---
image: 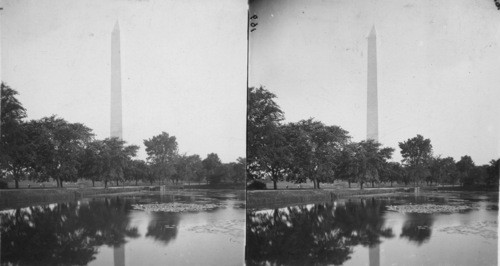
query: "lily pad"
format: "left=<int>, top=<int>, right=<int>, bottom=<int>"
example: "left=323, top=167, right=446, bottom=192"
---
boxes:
left=386, top=204, right=475, bottom=214
left=439, top=221, right=497, bottom=239
left=132, top=202, right=220, bottom=213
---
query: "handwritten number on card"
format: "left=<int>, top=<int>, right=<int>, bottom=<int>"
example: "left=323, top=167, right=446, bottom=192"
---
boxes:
left=249, top=15, right=258, bottom=32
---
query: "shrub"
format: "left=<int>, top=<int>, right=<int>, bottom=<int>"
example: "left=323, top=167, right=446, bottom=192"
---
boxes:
left=0, top=180, right=8, bottom=189
left=247, top=180, right=267, bottom=190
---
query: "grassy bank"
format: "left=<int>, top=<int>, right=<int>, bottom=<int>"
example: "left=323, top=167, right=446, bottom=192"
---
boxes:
left=247, top=187, right=411, bottom=209
left=0, top=186, right=149, bottom=210
left=0, top=183, right=246, bottom=210
left=184, top=183, right=245, bottom=190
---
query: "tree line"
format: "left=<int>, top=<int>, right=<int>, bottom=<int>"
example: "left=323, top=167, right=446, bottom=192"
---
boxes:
left=0, top=83, right=245, bottom=189
left=247, top=86, right=499, bottom=189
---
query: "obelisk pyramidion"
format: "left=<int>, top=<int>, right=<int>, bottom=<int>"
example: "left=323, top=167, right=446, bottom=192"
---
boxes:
left=111, top=21, right=122, bottom=140
left=367, top=25, right=378, bottom=142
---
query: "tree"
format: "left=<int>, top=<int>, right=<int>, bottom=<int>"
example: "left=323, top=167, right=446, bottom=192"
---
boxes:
left=202, top=153, right=227, bottom=185
left=380, top=161, right=404, bottom=187
left=399, top=135, right=432, bottom=186
left=144, top=132, right=178, bottom=185
left=336, top=143, right=356, bottom=188
left=247, top=86, right=284, bottom=181
left=78, top=140, right=106, bottom=187
left=286, top=119, right=349, bottom=189
left=485, top=159, right=499, bottom=186
left=456, top=155, right=475, bottom=187
left=0, top=83, right=29, bottom=188
left=230, top=157, right=246, bottom=183
left=28, top=116, right=93, bottom=188
left=101, top=137, right=138, bottom=187
left=337, top=140, right=393, bottom=190
left=0, top=83, right=26, bottom=139
left=429, top=156, right=457, bottom=186
left=361, top=140, right=394, bottom=188
left=258, top=124, right=292, bottom=189
left=172, top=154, right=202, bottom=185
left=124, top=159, right=149, bottom=186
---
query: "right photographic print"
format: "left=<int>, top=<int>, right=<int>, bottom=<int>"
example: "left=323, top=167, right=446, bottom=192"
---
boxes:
left=246, top=0, right=499, bottom=265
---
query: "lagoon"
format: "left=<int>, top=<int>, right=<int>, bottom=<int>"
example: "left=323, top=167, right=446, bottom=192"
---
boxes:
left=0, top=190, right=245, bottom=266
left=246, top=191, right=498, bottom=266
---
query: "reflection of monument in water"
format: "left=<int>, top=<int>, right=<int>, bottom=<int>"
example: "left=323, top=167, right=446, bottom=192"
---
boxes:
left=113, top=244, right=125, bottom=266
left=111, top=21, right=125, bottom=266
left=367, top=25, right=380, bottom=266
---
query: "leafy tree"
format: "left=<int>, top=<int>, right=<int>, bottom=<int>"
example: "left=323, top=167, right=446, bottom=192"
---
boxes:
left=28, top=116, right=93, bottom=187
left=335, top=140, right=393, bottom=189
left=101, top=137, right=138, bottom=187
left=1, top=123, right=35, bottom=188
left=202, top=153, right=222, bottom=184
left=0, top=83, right=29, bottom=187
left=429, top=156, right=457, bottom=186
left=247, top=86, right=284, bottom=181
left=78, top=140, right=106, bottom=187
left=380, top=161, right=404, bottom=187
left=124, top=159, right=149, bottom=186
left=429, top=156, right=444, bottom=186
left=230, top=157, right=246, bottom=183
left=361, top=140, right=394, bottom=188
left=469, top=165, right=488, bottom=186
left=172, top=154, right=202, bottom=184
left=399, top=135, right=432, bottom=186
left=0, top=83, right=26, bottom=139
left=336, top=142, right=359, bottom=188
left=187, top=155, right=204, bottom=184
left=144, top=132, right=178, bottom=184
left=286, top=119, right=349, bottom=189
left=485, top=159, right=499, bottom=186
left=456, top=155, right=475, bottom=187
left=258, top=124, right=292, bottom=189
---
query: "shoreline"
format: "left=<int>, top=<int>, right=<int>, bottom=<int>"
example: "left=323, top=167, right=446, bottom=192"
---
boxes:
left=247, top=187, right=414, bottom=210
left=247, top=187, right=499, bottom=210
left=0, top=186, right=243, bottom=210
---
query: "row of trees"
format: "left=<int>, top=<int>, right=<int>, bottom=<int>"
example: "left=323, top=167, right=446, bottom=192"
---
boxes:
left=247, top=86, right=499, bottom=189
left=0, top=83, right=245, bottom=188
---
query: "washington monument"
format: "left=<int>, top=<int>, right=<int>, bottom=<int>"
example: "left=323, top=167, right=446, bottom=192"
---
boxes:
left=367, top=25, right=380, bottom=266
left=367, top=25, right=378, bottom=141
left=111, top=21, right=122, bottom=140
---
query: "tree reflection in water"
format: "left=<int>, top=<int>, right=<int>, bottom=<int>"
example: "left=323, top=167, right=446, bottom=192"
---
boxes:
left=400, top=213, right=434, bottom=245
left=246, top=198, right=394, bottom=265
left=0, top=197, right=139, bottom=266
left=146, top=212, right=181, bottom=245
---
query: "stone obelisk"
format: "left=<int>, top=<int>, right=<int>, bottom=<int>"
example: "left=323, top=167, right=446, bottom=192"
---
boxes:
left=111, top=21, right=125, bottom=265
left=367, top=25, right=378, bottom=141
left=111, top=21, right=123, bottom=140
left=367, top=26, right=381, bottom=266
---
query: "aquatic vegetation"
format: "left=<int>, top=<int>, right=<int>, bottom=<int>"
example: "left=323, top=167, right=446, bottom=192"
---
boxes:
left=132, top=202, right=220, bottom=213
left=439, top=221, right=497, bottom=239
left=188, top=219, right=245, bottom=243
left=386, top=204, right=475, bottom=214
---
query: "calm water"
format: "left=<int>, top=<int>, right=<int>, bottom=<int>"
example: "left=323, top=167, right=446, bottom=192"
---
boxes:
left=0, top=190, right=245, bottom=266
left=246, top=191, right=498, bottom=266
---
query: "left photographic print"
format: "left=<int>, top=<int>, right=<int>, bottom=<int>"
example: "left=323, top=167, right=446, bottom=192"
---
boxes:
left=0, top=0, right=247, bottom=265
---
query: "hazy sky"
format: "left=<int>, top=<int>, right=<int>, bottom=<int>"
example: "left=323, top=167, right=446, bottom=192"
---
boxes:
left=249, top=0, right=500, bottom=165
left=1, top=0, right=247, bottom=162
